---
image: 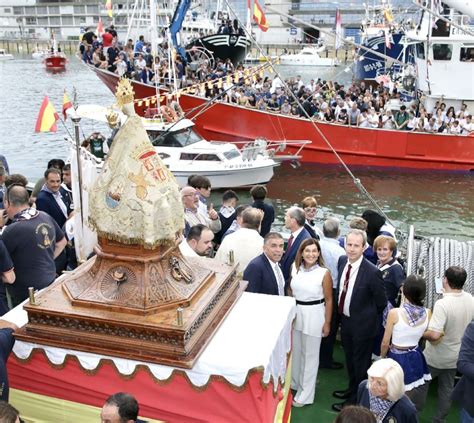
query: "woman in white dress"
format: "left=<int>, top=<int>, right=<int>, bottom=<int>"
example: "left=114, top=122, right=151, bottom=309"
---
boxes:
left=290, top=238, right=333, bottom=407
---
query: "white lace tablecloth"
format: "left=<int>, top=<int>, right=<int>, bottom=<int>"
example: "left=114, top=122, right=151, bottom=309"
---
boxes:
left=5, top=292, right=296, bottom=390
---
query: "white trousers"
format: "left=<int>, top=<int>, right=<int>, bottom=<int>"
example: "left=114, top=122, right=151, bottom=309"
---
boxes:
left=291, top=329, right=322, bottom=405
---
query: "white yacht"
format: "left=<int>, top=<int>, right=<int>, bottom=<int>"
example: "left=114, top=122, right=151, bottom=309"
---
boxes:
left=279, top=46, right=337, bottom=67
left=0, top=49, right=13, bottom=60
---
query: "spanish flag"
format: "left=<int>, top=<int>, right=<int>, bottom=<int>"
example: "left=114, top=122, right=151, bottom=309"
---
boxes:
left=35, top=96, right=59, bottom=133
left=248, top=0, right=269, bottom=32
left=62, top=90, right=73, bottom=120
left=105, top=0, right=113, bottom=18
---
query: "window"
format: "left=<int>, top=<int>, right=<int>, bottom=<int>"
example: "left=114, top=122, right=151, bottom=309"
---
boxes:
left=25, top=17, right=37, bottom=25
left=433, top=44, right=452, bottom=61
left=13, top=7, right=23, bottom=15
left=75, top=17, right=86, bottom=25
left=180, top=153, right=221, bottom=161
left=415, top=43, right=425, bottom=59
left=74, top=5, right=86, bottom=14
left=4, top=8, right=11, bottom=13
left=36, top=6, right=47, bottom=14
left=87, top=5, right=99, bottom=14
left=48, top=6, right=60, bottom=14
left=38, top=17, right=48, bottom=26
left=151, top=128, right=203, bottom=147
left=460, top=47, right=474, bottom=62
left=223, top=149, right=240, bottom=160
left=50, top=17, right=61, bottom=25
left=62, top=16, right=73, bottom=26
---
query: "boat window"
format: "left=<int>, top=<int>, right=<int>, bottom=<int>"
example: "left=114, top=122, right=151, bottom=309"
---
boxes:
left=223, top=149, right=241, bottom=160
left=460, top=47, right=474, bottom=62
left=149, top=128, right=203, bottom=147
left=180, top=153, right=221, bottom=161
left=432, top=44, right=452, bottom=61
left=415, top=43, right=425, bottom=59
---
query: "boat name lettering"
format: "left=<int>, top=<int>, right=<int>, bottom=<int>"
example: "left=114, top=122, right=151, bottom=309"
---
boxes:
left=363, top=62, right=383, bottom=72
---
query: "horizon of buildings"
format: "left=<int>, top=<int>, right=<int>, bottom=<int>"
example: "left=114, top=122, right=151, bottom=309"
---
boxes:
left=0, top=0, right=416, bottom=44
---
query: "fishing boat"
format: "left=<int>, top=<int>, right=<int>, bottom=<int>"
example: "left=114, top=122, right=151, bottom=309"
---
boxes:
left=68, top=104, right=308, bottom=189
left=354, top=1, right=415, bottom=82
left=89, top=65, right=474, bottom=172
left=0, top=49, right=13, bottom=60
left=279, top=46, right=337, bottom=67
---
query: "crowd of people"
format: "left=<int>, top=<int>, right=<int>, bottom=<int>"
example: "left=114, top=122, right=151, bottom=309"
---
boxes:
left=1, top=152, right=474, bottom=422
left=79, top=29, right=474, bottom=137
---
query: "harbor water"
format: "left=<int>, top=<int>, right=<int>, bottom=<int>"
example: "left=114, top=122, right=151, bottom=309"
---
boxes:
left=0, top=56, right=473, bottom=241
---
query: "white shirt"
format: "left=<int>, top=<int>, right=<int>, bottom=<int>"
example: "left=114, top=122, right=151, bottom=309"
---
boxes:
left=424, top=291, right=474, bottom=369
left=338, top=255, right=363, bottom=317
left=264, top=253, right=285, bottom=296
left=215, top=228, right=263, bottom=273
left=179, top=240, right=199, bottom=258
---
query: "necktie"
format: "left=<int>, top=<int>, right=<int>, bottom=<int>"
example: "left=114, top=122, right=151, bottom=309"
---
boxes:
left=274, top=263, right=285, bottom=296
left=287, top=234, right=294, bottom=252
left=338, top=264, right=352, bottom=315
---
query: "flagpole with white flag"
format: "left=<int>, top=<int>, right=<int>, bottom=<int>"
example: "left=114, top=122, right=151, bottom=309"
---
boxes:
left=335, top=8, right=343, bottom=51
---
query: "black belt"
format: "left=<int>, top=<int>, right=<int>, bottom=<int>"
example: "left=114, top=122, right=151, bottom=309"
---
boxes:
left=296, top=299, right=325, bottom=306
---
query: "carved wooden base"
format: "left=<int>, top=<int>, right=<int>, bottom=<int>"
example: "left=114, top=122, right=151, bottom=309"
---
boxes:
left=15, top=239, right=245, bottom=368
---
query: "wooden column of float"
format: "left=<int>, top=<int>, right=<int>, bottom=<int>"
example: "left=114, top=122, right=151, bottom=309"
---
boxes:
left=15, top=237, right=245, bottom=368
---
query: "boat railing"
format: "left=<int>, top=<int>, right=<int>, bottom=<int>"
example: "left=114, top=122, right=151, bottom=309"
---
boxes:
left=215, top=139, right=310, bottom=162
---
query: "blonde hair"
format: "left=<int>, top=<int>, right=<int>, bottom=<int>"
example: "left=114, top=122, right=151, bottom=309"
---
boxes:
left=301, top=196, right=318, bottom=209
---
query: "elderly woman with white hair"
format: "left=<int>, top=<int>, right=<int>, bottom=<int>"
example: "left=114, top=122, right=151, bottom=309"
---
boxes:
left=357, top=358, right=418, bottom=423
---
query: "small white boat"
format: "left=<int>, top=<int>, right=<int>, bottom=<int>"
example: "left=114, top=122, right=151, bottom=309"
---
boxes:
left=0, top=49, right=13, bottom=60
left=67, top=105, right=309, bottom=189
left=32, top=49, right=49, bottom=59
left=279, top=46, right=337, bottom=67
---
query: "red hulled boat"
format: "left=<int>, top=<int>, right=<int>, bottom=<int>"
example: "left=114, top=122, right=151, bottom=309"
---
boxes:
left=44, top=53, right=67, bottom=72
left=90, top=66, right=474, bottom=172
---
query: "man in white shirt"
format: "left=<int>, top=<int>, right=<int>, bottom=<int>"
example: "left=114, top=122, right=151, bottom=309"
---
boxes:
left=332, top=229, right=386, bottom=410
left=319, top=218, right=346, bottom=370
left=179, top=224, right=214, bottom=258
left=461, top=114, right=473, bottom=134
left=419, top=266, right=474, bottom=422
left=215, top=208, right=263, bottom=272
left=181, top=186, right=221, bottom=234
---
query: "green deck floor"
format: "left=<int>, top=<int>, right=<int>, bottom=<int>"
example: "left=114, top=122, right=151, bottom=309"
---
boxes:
left=290, top=344, right=459, bottom=422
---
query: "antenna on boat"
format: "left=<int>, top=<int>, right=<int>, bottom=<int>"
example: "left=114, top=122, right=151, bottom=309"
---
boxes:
left=223, top=0, right=396, bottom=228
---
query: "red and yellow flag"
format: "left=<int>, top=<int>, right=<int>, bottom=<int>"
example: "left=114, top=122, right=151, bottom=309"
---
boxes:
left=105, top=0, right=113, bottom=18
left=62, top=90, right=73, bottom=119
left=248, top=0, right=269, bottom=32
left=35, top=96, right=59, bottom=133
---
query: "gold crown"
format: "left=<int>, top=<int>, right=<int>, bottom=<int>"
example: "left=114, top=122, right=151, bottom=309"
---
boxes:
left=106, top=108, right=120, bottom=128
left=115, top=78, right=135, bottom=106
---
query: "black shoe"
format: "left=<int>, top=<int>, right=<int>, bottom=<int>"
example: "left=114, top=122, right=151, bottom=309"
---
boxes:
left=332, top=389, right=351, bottom=399
left=321, top=361, right=344, bottom=370
left=331, top=401, right=348, bottom=412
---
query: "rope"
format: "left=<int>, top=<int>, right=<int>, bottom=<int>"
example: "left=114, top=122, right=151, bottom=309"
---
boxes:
left=408, top=232, right=474, bottom=308
left=223, top=0, right=396, bottom=228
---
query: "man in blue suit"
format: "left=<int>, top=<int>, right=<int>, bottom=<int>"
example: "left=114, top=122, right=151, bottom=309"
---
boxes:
left=244, top=232, right=285, bottom=295
left=35, top=168, right=72, bottom=229
left=332, top=229, right=386, bottom=410
left=279, top=207, right=312, bottom=289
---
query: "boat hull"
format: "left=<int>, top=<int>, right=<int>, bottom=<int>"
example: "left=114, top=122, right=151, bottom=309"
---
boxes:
left=170, top=163, right=276, bottom=188
left=186, top=34, right=251, bottom=66
left=89, top=66, right=474, bottom=172
left=279, top=57, right=335, bottom=67
left=44, top=56, right=67, bottom=71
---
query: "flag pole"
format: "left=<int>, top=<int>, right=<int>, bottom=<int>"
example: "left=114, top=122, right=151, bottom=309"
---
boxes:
left=71, top=88, right=85, bottom=232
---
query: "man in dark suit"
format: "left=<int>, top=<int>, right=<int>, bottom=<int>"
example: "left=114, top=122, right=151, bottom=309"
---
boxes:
left=451, top=320, right=474, bottom=421
left=35, top=168, right=72, bottom=229
left=244, top=232, right=285, bottom=295
left=332, top=229, right=386, bottom=410
left=250, top=185, right=274, bottom=237
left=279, top=207, right=312, bottom=287
left=35, top=168, right=72, bottom=274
